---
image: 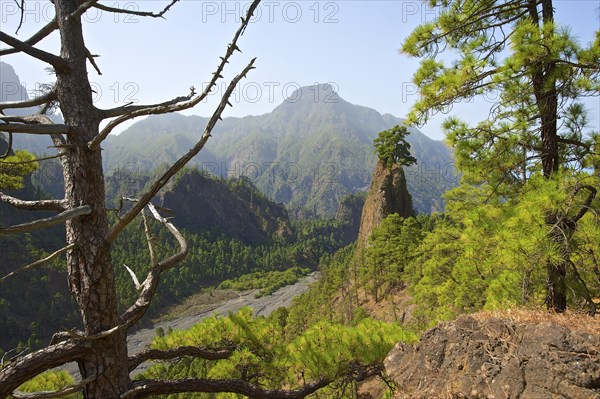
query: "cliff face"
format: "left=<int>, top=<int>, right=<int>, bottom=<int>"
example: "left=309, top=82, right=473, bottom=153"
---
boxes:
left=336, top=193, right=366, bottom=245
left=356, top=161, right=413, bottom=249
left=385, top=315, right=600, bottom=399
left=158, top=170, right=292, bottom=244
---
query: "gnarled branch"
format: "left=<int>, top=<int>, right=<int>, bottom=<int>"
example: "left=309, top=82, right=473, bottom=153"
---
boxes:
left=128, top=346, right=235, bottom=372
left=0, top=339, right=90, bottom=398
left=0, top=89, right=57, bottom=111
left=0, top=191, right=66, bottom=211
left=0, top=114, right=56, bottom=125
left=0, top=205, right=91, bottom=235
left=121, top=202, right=188, bottom=325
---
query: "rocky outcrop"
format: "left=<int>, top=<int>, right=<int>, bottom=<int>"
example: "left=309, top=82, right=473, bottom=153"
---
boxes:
left=384, top=315, right=600, bottom=399
left=356, top=161, right=413, bottom=249
left=159, top=170, right=292, bottom=244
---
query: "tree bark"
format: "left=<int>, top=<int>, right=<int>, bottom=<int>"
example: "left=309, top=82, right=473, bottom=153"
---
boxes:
left=528, top=0, right=568, bottom=312
left=54, top=1, right=130, bottom=396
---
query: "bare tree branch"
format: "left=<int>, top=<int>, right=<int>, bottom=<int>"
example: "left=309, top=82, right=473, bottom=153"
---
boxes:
left=120, top=202, right=188, bottom=325
left=11, top=374, right=96, bottom=399
left=0, top=89, right=56, bottom=111
left=1, top=244, right=75, bottom=282
left=0, top=205, right=91, bottom=235
left=1, top=114, right=56, bottom=125
left=0, top=190, right=66, bottom=211
left=106, top=55, right=256, bottom=244
left=85, top=47, right=102, bottom=75
left=14, top=0, right=26, bottom=35
left=93, top=0, right=179, bottom=18
left=0, top=339, right=90, bottom=398
left=141, top=210, right=158, bottom=267
left=100, top=88, right=196, bottom=119
left=0, top=122, right=69, bottom=135
left=128, top=346, right=235, bottom=372
left=90, top=0, right=260, bottom=150
left=0, top=32, right=69, bottom=71
left=0, top=18, right=58, bottom=57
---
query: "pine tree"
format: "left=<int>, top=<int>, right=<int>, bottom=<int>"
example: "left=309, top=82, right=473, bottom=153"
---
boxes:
left=402, top=0, right=599, bottom=312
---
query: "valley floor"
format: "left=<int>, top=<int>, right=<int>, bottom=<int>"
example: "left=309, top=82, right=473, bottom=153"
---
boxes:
left=62, top=273, right=320, bottom=377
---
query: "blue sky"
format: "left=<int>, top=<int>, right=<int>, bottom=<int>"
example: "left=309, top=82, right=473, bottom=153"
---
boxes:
left=1, top=0, right=599, bottom=140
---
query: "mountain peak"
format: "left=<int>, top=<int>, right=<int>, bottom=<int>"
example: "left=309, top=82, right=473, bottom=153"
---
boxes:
left=284, top=83, right=341, bottom=105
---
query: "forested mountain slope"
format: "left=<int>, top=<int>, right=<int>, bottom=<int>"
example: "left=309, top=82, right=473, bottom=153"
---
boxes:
left=2, top=67, right=453, bottom=217
left=103, top=84, right=454, bottom=216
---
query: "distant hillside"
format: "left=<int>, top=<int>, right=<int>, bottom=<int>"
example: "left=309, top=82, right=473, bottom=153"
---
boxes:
left=4, top=62, right=456, bottom=216
left=103, top=85, right=455, bottom=216
left=155, top=169, right=293, bottom=244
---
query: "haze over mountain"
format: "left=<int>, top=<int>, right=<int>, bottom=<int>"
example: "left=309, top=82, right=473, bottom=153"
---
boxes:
left=2, top=63, right=456, bottom=216
left=0, top=62, right=61, bottom=154
left=104, top=84, right=456, bottom=216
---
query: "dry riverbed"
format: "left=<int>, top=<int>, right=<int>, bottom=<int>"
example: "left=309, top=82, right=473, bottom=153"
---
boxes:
left=63, top=272, right=319, bottom=376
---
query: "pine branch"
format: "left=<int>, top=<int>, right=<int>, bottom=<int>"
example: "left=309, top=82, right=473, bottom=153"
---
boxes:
left=128, top=346, right=235, bottom=372
left=571, top=184, right=597, bottom=223
left=123, top=363, right=381, bottom=399
left=0, top=151, right=67, bottom=165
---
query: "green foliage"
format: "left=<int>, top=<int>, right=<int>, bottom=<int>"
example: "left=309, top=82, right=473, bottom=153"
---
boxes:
left=402, top=0, right=599, bottom=312
left=358, top=214, right=424, bottom=302
left=95, top=97, right=454, bottom=215
left=286, top=245, right=356, bottom=335
left=11, top=371, right=81, bottom=399
left=406, top=173, right=600, bottom=326
left=110, top=214, right=348, bottom=319
left=401, top=0, right=599, bottom=194
left=219, top=267, right=311, bottom=298
left=140, top=308, right=416, bottom=398
left=0, top=150, right=38, bottom=189
left=373, top=125, right=417, bottom=170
